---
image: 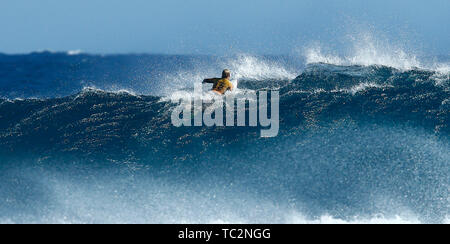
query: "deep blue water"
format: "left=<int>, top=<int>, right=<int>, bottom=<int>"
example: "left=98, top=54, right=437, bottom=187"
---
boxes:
left=0, top=52, right=448, bottom=223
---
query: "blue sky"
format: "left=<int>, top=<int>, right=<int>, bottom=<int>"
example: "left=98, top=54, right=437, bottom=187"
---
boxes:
left=0, top=0, right=448, bottom=55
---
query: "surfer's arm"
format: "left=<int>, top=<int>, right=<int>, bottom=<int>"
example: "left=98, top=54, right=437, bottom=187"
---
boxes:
left=203, top=78, right=219, bottom=84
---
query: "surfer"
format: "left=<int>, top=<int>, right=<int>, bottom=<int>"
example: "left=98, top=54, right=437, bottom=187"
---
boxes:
left=202, top=69, right=234, bottom=95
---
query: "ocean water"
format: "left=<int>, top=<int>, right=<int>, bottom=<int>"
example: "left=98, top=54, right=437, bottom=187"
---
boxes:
left=0, top=44, right=449, bottom=223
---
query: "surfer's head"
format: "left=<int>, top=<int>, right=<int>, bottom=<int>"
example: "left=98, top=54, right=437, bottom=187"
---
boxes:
left=222, top=69, right=231, bottom=79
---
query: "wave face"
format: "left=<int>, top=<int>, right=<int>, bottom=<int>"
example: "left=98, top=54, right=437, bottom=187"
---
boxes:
left=0, top=52, right=449, bottom=223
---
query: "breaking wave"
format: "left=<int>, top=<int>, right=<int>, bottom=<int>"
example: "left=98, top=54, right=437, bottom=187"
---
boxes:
left=0, top=51, right=448, bottom=223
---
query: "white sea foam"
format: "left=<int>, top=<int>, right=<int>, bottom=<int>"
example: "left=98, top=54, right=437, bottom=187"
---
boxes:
left=67, top=50, right=83, bottom=56
left=0, top=215, right=423, bottom=224
left=431, top=63, right=450, bottom=86
left=286, top=212, right=421, bottom=224
left=0, top=177, right=427, bottom=224
left=332, top=83, right=393, bottom=95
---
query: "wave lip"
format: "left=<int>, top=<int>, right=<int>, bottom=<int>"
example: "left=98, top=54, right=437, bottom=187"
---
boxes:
left=305, top=45, right=423, bottom=71
left=304, top=33, right=449, bottom=74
